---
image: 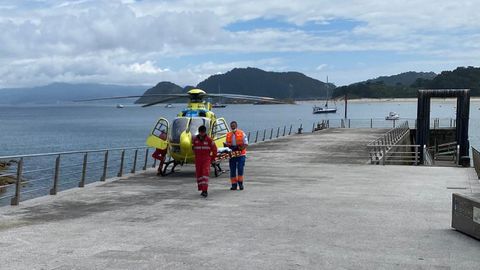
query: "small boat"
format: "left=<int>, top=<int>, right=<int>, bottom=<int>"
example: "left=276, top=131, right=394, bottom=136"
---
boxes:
left=116, top=104, right=124, bottom=108
left=313, top=104, right=337, bottom=114
left=165, top=104, right=173, bottom=108
left=385, top=112, right=400, bottom=120
left=212, top=103, right=227, bottom=108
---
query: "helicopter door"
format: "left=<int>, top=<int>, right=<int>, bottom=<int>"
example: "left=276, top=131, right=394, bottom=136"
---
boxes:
left=146, top=118, right=169, bottom=150
left=212, top=118, right=229, bottom=146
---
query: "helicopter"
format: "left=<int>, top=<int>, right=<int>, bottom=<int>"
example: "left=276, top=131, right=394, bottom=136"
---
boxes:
left=78, top=88, right=285, bottom=176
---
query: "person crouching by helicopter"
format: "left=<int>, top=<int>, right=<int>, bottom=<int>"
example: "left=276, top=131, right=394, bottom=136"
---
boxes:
left=225, top=121, right=248, bottom=190
left=193, top=125, right=217, bottom=198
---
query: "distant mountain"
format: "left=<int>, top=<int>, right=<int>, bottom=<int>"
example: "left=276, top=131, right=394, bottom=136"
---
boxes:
left=412, top=66, right=480, bottom=95
left=0, top=83, right=148, bottom=104
left=367, top=71, right=437, bottom=86
left=135, top=82, right=184, bottom=104
left=197, top=67, right=334, bottom=100
left=332, top=68, right=480, bottom=99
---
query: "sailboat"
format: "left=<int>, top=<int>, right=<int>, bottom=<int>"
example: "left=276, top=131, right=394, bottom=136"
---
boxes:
left=212, top=84, right=227, bottom=108
left=313, top=77, right=337, bottom=114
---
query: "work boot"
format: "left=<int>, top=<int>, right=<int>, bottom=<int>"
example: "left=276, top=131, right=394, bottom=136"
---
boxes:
left=201, top=191, right=208, bottom=198
left=238, top=182, right=244, bottom=190
left=230, top=183, right=237, bottom=190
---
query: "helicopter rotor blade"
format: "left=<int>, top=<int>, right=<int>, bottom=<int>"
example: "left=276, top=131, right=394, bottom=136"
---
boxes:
left=206, top=93, right=287, bottom=104
left=141, top=96, right=189, bottom=107
left=74, top=94, right=188, bottom=102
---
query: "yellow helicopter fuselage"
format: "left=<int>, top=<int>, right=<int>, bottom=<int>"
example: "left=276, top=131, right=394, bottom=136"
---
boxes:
left=146, top=89, right=230, bottom=164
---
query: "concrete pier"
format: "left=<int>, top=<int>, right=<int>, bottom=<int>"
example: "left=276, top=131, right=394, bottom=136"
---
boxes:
left=1, top=128, right=480, bottom=269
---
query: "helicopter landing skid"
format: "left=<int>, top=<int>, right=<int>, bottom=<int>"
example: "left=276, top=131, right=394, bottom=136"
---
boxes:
left=159, top=160, right=183, bottom=176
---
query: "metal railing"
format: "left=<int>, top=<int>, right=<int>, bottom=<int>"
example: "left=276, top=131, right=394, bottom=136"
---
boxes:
left=367, top=121, right=421, bottom=165
left=428, top=141, right=459, bottom=162
left=0, top=146, right=153, bottom=206
left=305, top=117, right=456, bottom=129
left=472, top=147, right=480, bottom=179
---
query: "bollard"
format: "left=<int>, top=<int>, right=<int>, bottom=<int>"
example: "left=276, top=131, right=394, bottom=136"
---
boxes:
left=247, top=132, right=251, bottom=142
left=255, top=130, right=259, bottom=143
left=50, top=155, right=61, bottom=195
left=152, top=158, right=157, bottom=168
left=289, top=125, right=292, bottom=135
left=297, top=124, right=303, bottom=134
left=370, top=118, right=373, bottom=128
left=263, top=129, right=266, bottom=141
left=79, top=153, right=88, bottom=187
left=269, top=128, right=273, bottom=140
left=10, top=157, right=23, bottom=206
left=283, top=126, right=286, bottom=136
left=312, top=122, right=315, bottom=132
left=348, top=119, right=351, bottom=128
left=276, top=127, right=280, bottom=138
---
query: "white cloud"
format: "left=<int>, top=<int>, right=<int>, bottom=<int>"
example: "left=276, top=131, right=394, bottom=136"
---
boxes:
left=1, top=0, right=480, bottom=87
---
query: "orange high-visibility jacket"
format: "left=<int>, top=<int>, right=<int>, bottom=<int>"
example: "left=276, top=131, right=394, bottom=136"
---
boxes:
left=226, top=129, right=247, bottom=156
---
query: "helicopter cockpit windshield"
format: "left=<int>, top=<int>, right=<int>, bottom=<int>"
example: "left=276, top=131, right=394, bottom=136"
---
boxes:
left=171, top=118, right=189, bottom=144
left=189, top=117, right=211, bottom=137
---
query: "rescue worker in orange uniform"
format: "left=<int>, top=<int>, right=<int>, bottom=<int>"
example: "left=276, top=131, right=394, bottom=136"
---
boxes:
left=225, top=121, right=248, bottom=190
left=192, top=125, right=217, bottom=197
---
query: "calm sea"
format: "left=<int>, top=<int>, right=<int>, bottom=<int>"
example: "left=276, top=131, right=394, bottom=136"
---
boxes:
left=1, top=100, right=479, bottom=156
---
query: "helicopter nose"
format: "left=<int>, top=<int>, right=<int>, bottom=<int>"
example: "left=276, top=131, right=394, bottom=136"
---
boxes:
left=179, top=131, right=193, bottom=156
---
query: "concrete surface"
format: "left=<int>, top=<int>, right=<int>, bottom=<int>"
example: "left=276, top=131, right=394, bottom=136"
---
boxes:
left=1, top=128, right=480, bottom=269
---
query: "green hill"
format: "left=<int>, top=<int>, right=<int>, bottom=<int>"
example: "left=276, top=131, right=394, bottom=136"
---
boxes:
left=196, top=67, right=333, bottom=100
left=367, top=71, right=437, bottom=86
left=334, top=67, right=480, bottom=99
left=134, top=81, right=185, bottom=104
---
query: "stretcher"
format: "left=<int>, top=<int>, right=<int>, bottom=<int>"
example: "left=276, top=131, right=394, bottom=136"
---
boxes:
left=211, top=147, right=243, bottom=177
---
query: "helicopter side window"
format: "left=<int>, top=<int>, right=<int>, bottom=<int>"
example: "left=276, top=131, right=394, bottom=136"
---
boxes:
left=189, top=118, right=211, bottom=137
left=152, top=121, right=168, bottom=140
left=212, top=119, right=228, bottom=138
left=170, top=118, right=189, bottom=144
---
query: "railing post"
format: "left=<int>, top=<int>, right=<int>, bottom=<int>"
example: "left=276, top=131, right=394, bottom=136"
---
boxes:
left=247, top=132, right=251, bottom=142
left=283, top=126, right=286, bottom=136
left=348, top=119, right=351, bottom=128
left=414, top=146, right=419, bottom=165
left=50, top=155, right=61, bottom=195
left=456, top=145, right=460, bottom=165
left=370, top=118, right=373, bottom=128
left=341, top=119, right=344, bottom=128
left=263, top=129, right=266, bottom=141
left=131, top=149, right=138, bottom=173
left=101, top=151, right=109, bottom=181
left=312, top=122, right=315, bottom=132
left=289, top=125, right=292, bottom=135
left=382, top=147, right=386, bottom=165
left=152, top=158, right=157, bottom=168
left=143, top=148, right=149, bottom=170
left=10, top=157, right=23, bottom=206
left=255, top=130, right=259, bottom=143
left=269, top=128, right=273, bottom=140
left=393, top=119, right=396, bottom=128
left=276, top=127, right=280, bottom=137
left=79, top=153, right=88, bottom=187
left=118, top=150, right=125, bottom=177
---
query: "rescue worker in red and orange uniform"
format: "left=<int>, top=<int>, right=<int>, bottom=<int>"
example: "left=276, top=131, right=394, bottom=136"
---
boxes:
left=192, top=125, right=217, bottom=197
left=225, top=121, right=248, bottom=190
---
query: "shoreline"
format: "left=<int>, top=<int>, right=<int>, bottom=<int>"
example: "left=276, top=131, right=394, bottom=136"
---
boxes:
left=299, top=97, right=480, bottom=104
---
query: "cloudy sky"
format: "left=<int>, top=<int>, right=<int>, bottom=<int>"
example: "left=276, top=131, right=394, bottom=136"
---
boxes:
left=0, top=0, right=479, bottom=88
